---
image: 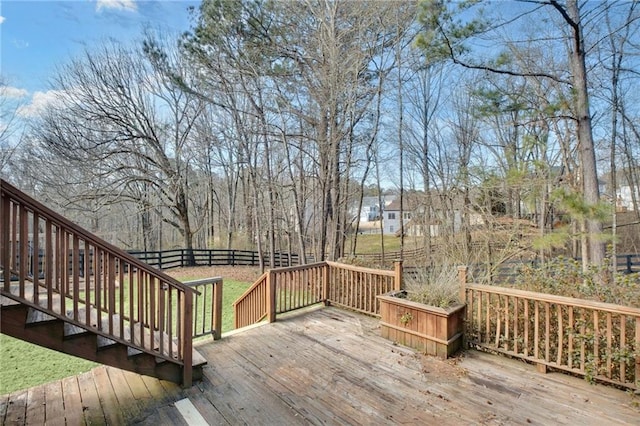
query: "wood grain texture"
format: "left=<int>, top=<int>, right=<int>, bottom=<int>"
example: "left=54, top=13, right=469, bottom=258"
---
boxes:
left=2, top=307, right=638, bottom=425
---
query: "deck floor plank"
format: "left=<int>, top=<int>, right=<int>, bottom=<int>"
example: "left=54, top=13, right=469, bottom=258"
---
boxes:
left=4, top=389, right=27, bottom=425
left=105, top=367, right=142, bottom=422
left=92, top=366, right=124, bottom=426
left=61, top=376, right=84, bottom=426
left=76, top=369, right=106, bottom=425
left=182, top=386, right=231, bottom=425
left=0, top=393, right=9, bottom=424
left=24, top=386, right=45, bottom=425
left=43, top=380, right=65, bottom=426
left=2, top=306, right=639, bottom=425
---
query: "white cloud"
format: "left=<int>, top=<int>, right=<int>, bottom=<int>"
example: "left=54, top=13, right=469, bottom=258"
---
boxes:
left=12, top=39, right=29, bottom=49
left=1, top=86, right=28, bottom=99
left=17, top=90, right=66, bottom=118
left=0, top=16, right=6, bottom=24
left=96, top=0, right=137, bottom=12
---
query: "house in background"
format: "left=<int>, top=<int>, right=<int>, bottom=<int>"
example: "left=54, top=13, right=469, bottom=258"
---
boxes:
left=381, top=192, right=485, bottom=237
left=383, top=198, right=413, bottom=235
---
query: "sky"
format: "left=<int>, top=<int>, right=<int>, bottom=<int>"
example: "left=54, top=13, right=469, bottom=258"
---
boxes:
left=1, top=0, right=199, bottom=118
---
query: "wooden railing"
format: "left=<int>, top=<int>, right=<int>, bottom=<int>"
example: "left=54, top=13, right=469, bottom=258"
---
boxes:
left=233, top=272, right=269, bottom=329
left=233, top=261, right=401, bottom=328
left=0, top=179, right=201, bottom=386
left=464, top=282, right=640, bottom=390
left=326, top=261, right=398, bottom=316
left=183, top=277, right=223, bottom=340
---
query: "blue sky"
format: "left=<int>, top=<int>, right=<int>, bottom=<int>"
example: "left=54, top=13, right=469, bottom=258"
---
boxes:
left=1, top=0, right=198, bottom=117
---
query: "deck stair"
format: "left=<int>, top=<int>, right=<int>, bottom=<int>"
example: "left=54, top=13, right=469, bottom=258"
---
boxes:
left=0, top=179, right=207, bottom=386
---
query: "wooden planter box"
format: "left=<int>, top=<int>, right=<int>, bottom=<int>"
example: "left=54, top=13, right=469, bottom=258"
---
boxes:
left=377, top=290, right=465, bottom=358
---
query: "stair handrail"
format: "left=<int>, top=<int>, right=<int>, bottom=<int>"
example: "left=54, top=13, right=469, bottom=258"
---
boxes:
left=1, top=179, right=198, bottom=386
left=0, top=179, right=197, bottom=294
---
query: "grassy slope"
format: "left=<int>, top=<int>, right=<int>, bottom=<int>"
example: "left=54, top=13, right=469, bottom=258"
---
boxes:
left=0, top=278, right=251, bottom=394
left=350, top=234, right=422, bottom=254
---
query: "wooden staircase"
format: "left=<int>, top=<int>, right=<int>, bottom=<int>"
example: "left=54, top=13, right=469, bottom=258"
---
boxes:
left=0, top=179, right=206, bottom=387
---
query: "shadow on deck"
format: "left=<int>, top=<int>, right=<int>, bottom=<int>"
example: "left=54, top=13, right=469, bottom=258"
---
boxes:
left=2, top=306, right=639, bottom=425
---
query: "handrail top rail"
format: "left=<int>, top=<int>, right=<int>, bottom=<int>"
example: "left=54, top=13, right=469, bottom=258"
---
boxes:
left=233, top=271, right=269, bottom=307
left=466, top=283, right=640, bottom=317
left=264, top=261, right=327, bottom=274
left=1, top=178, right=196, bottom=295
left=182, top=277, right=223, bottom=287
left=326, top=260, right=396, bottom=276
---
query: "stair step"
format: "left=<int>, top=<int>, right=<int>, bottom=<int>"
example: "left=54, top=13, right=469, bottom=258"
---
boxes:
left=127, top=347, right=144, bottom=358
left=26, top=308, right=58, bottom=325
left=64, top=322, right=90, bottom=339
left=0, top=295, right=21, bottom=307
left=96, top=335, right=118, bottom=350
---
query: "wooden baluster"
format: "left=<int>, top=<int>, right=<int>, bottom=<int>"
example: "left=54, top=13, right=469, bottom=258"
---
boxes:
left=557, top=304, right=563, bottom=366
left=580, top=310, right=586, bottom=372
left=118, top=260, right=124, bottom=341
left=504, top=296, right=510, bottom=351
left=108, top=254, right=115, bottom=336
left=32, top=212, right=39, bottom=306
left=606, top=312, right=612, bottom=379
left=534, top=301, right=540, bottom=360
left=545, top=302, right=550, bottom=363
left=593, top=310, right=600, bottom=377
left=634, top=317, right=639, bottom=387
left=513, top=297, right=519, bottom=354
left=523, top=300, right=529, bottom=357
left=568, top=306, right=574, bottom=369
left=72, top=235, right=80, bottom=321
left=619, top=315, right=626, bottom=384
left=45, top=222, right=53, bottom=310
left=19, top=204, right=27, bottom=298
left=485, top=292, right=491, bottom=345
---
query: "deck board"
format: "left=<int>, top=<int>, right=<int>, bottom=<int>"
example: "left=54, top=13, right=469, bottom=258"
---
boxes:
left=1, top=306, right=639, bottom=425
left=60, top=376, right=84, bottom=426
left=92, top=366, right=125, bottom=425
left=76, top=369, right=106, bottom=425
left=43, top=381, right=65, bottom=426
left=24, top=386, right=45, bottom=425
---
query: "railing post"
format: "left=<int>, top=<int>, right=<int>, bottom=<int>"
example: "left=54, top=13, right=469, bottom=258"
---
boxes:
left=323, top=262, right=330, bottom=306
left=457, top=265, right=468, bottom=303
left=394, top=260, right=403, bottom=291
left=182, top=289, right=194, bottom=388
left=212, top=280, right=223, bottom=340
left=1, top=186, right=11, bottom=290
left=267, top=270, right=276, bottom=323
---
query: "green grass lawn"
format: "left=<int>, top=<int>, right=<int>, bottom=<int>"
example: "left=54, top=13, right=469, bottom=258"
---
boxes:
left=0, top=278, right=251, bottom=394
left=351, top=234, right=422, bottom=254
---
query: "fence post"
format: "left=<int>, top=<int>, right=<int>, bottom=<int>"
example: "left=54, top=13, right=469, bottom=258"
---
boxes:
left=457, top=265, right=468, bottom=303
left=394, top=260, right=403, bottom=291
left=267, top=270, right=276, bottom=323
left=626, top=255, right=632, bottom=274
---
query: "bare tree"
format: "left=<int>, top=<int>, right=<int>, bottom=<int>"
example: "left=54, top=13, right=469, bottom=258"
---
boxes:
left=29, top=41, right=205, bottom=261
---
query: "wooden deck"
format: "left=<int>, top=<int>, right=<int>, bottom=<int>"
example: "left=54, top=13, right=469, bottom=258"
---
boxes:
left=2, top=306, right=639, bottom=425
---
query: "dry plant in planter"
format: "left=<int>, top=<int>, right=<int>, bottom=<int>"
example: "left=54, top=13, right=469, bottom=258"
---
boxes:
left=378, top=265, right=465, bottom=358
